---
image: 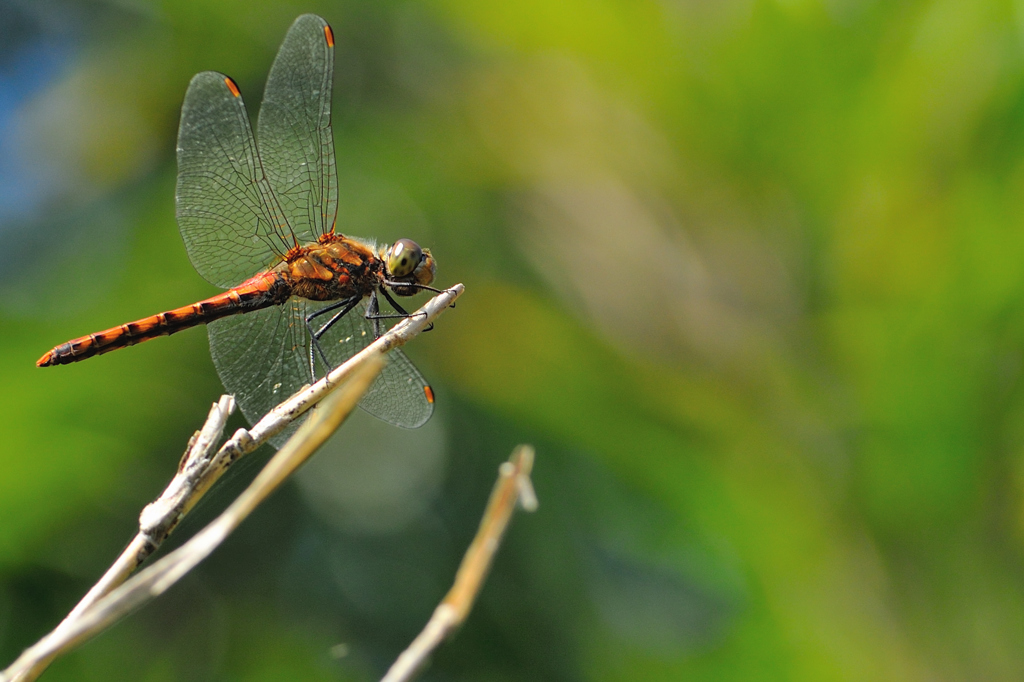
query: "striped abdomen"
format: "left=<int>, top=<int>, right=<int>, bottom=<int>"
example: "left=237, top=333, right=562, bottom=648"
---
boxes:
left=37, top=272, right=289, bottom=367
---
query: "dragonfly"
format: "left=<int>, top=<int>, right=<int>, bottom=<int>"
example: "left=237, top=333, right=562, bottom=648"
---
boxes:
left=37, top=14, right=441, bottom=435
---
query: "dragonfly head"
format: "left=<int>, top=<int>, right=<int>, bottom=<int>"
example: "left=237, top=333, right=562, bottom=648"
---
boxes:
left=384, top=238, right=436, bottom=296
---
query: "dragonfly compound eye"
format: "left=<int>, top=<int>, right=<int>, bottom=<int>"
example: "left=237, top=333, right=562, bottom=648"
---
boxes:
left=388, top=239, right=422, bottom=278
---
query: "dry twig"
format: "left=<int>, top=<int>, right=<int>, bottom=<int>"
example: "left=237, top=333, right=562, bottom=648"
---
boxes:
left=1, top=359, right=382, bottom=681
left=3, top=284, right=463, bottom=682
left=381, top=444, right=538, bottom=682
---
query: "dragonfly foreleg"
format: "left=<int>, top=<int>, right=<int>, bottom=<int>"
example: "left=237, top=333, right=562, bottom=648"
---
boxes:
left=375, top=287, right=433, bottom=333
left=382, top=281, right=444, bottom=295
left=304, top=296, right=361, bottom=381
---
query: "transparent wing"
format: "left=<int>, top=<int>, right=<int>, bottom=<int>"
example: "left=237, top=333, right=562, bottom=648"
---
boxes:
left=314, top=298, right=434, bottom=429
left=175, top=71, right=294, bottom=288
left=209, top=298, right=433, bottom=447
left=257, top=14, right=338, bottom=246
left=208, top=300, right=310, bottom=445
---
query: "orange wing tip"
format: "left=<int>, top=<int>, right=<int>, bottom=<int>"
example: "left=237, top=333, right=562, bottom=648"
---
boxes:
left=423, top=385, right=435, bottom=404
left=323, top=24, right=334, bottom=47
left=36, top=351, right=54, bottom=367
left=224, top=77, right=241, bottom=97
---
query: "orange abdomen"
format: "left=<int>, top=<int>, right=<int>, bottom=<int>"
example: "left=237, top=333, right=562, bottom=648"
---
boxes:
left=37, top=273, right=287, bottom=367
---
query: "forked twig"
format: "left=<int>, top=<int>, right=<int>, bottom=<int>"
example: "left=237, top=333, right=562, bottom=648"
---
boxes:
left=4, top=284, right=464, bottom=682
left=1, top=358, right=384, bottom=682
left=50, top=394, right=238, bottom=637
left=381, top=444, right=538, bottom=682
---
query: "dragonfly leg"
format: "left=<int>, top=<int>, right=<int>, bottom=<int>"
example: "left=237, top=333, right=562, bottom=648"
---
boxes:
left=366, top=290, right=382, bottom=339
left=382, top=281, right=444, bottom=295
left=305, top=296, right=361, bottom=381
left=381, top=281, right=456, bottom=317
left=372, top=287, right=433, bottom=332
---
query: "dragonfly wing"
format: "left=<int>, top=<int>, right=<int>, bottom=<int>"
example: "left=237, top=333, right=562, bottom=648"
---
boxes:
left=210, top=297, right=433, bottom=448
left=208, top=299, right=314, bottom=446
left=315, top=299, right=435, bottom=429
left=358, top=348, right=435, bottom=429
left=175, top=72, right=292, bottom=288
left=257, top=14, right=338, bottom=246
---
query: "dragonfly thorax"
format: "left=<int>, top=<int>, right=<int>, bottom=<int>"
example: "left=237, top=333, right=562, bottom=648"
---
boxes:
left=281, top=235, right=382, bottom=302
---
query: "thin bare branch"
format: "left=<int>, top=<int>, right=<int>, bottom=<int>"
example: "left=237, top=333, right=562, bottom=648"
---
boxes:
left=71, top=394, right=237, bottom=626
left=0, top=359, right=383, bottom=682
left=381, top=444, right=537, bottom=682
left=4, top=284, right=464, bottom=682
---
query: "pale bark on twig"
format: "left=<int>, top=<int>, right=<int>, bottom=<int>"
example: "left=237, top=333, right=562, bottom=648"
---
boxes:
left=2, top=284, right=463, bottom=682
left=1, top=359, right=383, bottom=682
left=381, top=444, right=538, bottom=682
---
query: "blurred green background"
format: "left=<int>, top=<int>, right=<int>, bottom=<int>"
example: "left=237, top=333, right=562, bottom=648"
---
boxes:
left=1, top=0, right=1023, bottom=679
